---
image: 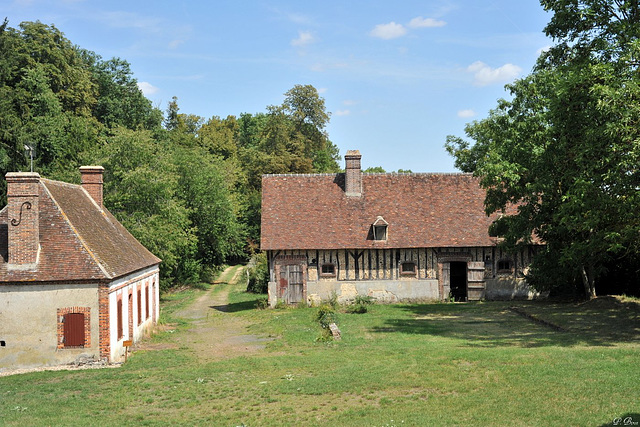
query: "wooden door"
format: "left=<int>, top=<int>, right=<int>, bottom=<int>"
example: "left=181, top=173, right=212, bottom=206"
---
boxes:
left=467, top=262, right=486, bottom=300
left=279, top=264, right=304, bottom=304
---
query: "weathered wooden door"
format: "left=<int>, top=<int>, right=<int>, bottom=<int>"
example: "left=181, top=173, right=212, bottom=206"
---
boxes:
left=467, top=261, right=486, bottom=301
left=279, top=264, right=304, bottom=304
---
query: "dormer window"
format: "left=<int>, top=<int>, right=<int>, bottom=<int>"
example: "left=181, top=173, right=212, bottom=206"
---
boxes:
left=372, top=216, right=388, bottom=241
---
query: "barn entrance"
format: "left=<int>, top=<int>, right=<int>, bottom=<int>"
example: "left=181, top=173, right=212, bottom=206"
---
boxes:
left=450, top=261, right=467, bottom=302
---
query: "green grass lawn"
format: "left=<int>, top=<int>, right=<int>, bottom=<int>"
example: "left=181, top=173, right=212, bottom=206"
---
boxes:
left=1, top=281, right=638, bottom=426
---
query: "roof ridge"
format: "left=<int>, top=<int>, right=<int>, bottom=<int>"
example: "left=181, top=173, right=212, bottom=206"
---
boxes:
left=262, top=172, right=473, bottom=178
left=40, top=177, right=81, bottom=188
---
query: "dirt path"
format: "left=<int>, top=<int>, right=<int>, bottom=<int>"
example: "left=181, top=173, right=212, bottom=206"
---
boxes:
left=170, top=266, right=272, bottom=362
left=0, top=267, right=263, bottom=377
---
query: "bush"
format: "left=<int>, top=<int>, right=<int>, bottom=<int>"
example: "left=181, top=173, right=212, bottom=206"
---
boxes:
left=246, top=252, right=269, bottom=293
left=353, top=295, right=375, bottom=305
left=255, top=297, right=268, bottom=310
left=346, top=304, right=368, bottom=314
left=316, top=304, right=338, bottom=329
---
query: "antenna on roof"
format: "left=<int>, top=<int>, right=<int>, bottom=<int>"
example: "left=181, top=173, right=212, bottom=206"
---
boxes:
left=24, top=144, right=34, bottom=173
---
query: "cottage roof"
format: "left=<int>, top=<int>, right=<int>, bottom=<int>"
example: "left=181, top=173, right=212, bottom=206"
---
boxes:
left=0, top=177, right=160, bottom=283
left=261, top=172, right=502, bottom=250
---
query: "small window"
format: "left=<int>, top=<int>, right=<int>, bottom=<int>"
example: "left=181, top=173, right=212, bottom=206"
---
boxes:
left=400, top=262, right=416, bottom=275
left=372, top=216, right=388, bottom=241
left=497, top=259, right=512, bottom=273
left=57, top=307, right=91, bottom=349
left=374, top=225, right=387, bottom=240
left=320, top=264, right=336, bottom=277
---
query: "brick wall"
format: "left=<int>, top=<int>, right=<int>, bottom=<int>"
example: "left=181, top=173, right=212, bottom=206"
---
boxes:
left=98, top=284, right=110, bottom=361
left=79, top=166, right=104, bottom=207
left=6, top=172, right=40, bottom=266
left=344, top=150, right=362, bottom=197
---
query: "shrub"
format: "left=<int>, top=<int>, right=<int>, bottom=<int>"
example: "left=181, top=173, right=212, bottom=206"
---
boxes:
left=353, top=295, right=375, bottom=305
left=346, top=304, right=368, bottom=314
left=328, top=291, right=339, bottom=309
left=255, top=297, right=268, bottom=310
left=316, top=304, right=338, bottom=329
left=246, top=252, right=269, bottom=293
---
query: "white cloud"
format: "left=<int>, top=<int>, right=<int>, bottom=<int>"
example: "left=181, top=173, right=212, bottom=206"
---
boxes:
left=168, top=39, right=185, bottom=50
left=457, top=109, right=476, bottom=118
left=317, top=87, right=328, bottom=94
left=467, top=61, right=522, bottom=86
left=370, top=22, right=407, bottom=40
left=537, top=45, right=551, bottom=55
left=291, top=31, right=316, bottom=47
left=137, top=81, right=159, bottom=96
left=408, top=16, right=446, bottom=28
left=343, top=100, right=357, bottom=106
left=335, top=110, right=351, bottom=116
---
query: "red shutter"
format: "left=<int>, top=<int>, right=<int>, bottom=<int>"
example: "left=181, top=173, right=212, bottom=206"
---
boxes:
left=137, top=289, right=142, bottom=325
left=145, top=285, right=150, bottom=319
left=64, top=313, right=85, bottom=347
left=117, top=299, right=123, bottom=339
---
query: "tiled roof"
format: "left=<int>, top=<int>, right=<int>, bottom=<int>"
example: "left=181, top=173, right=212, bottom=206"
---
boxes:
left=0, top=178, right=160, bottom=283
left=261, top=173, right=502, bottom=250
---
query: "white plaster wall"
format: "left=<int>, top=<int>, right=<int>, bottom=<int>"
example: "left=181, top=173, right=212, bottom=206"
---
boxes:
left=108, top=266, right=159, bottom=362
left=306, top=279, right=440, bottom=305
left=485, top=277, right=546, bottom=300
left=0, top=283, right=99, bottom=372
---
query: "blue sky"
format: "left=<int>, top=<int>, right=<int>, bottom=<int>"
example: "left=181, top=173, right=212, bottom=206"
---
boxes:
left=2, top=0, right=552, bottom=172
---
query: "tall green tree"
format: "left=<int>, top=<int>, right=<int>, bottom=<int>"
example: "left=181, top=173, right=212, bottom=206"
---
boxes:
left=446, top=0, right=640, bottom=298
left=282, top=84, right=340, bottom=172
left=98, top=127, right=199, bottom=289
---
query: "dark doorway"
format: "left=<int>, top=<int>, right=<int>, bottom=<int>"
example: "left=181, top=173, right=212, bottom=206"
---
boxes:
left=450, top=262, right=467, bottom=302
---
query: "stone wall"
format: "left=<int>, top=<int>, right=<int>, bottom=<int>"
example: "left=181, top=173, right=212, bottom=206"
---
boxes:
left=0, top=283, right=99, bottom=372
left=307, top=279, right=440, bottom=305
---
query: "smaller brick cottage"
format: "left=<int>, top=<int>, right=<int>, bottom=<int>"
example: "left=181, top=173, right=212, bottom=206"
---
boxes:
left=0, top=167, right=161, bottom=372
left=261, top=150, right=540, bottom=306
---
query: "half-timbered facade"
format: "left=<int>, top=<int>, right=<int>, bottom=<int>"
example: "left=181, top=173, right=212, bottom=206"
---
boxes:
left=261, top=150, right=540, bottom=306
left=0, top=167, right=161, bottom=372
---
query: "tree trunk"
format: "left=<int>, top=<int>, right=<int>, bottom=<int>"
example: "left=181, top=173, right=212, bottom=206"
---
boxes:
left=581, top=265, right=596, bottom=299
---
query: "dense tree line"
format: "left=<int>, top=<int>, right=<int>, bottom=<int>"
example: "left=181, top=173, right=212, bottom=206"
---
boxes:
left=446, top=0, right=640, bottom=298
left=0, top=19, right=340, bottom=290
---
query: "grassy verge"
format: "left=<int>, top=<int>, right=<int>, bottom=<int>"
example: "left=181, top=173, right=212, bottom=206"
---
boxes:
left=1, top=282, right=638, bottom=426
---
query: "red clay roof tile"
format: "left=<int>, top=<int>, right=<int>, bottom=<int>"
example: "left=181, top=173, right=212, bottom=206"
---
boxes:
left=261, top=173, right=501, bottom=250
left=0, top=177, right=160, bottom=283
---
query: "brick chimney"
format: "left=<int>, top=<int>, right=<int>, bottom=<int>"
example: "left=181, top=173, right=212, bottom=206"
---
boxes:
left=6, top=172, right=40, bottom=268
left=80, top=166, right=104, bottom=208
left=344, top=150, right=362, bottom=197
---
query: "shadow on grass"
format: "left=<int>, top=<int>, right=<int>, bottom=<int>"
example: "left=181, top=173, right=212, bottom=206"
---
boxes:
left=209, top=299, right=259, bottom=313
left=370, top=298, right=640, bottom=348
left=209, top=292, right=265, bottom=313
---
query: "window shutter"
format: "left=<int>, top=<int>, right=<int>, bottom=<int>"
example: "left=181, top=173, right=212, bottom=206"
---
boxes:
left=64, top=313, right=85, bottom=347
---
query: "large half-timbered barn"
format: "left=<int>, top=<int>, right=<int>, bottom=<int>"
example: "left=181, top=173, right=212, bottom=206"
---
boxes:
left=261, top=150, right=541, bottom=306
